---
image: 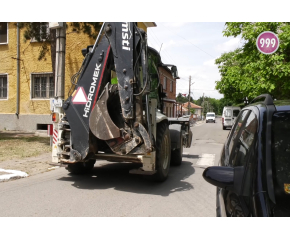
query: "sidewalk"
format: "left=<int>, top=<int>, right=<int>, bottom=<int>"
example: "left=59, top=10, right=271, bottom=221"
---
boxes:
left=0, top=130, right=54, bottom=182
left=192, top=120, right=205, bottom=127
left=0, top=152, right=54, bottom=182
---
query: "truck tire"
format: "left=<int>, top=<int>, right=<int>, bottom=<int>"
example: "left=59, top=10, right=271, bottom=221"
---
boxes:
left=171, top=132, right=183, bottom=166
left=66, top=159, right=96, bottom=174
left=153, top=122, right=171, bottom=182
left=223, top=125, right=226, bottom=130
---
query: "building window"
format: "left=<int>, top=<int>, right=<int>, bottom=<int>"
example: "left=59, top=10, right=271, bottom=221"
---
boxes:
left=163, top=77, right=167, bottom=90
left=31, top=73, right=54, bottom=99
left=0, top=75, right=8, bottom=99
left=31, top=23, right=49, bottom=42
left=170, top=80, right=173, bottom=92
left=0, top=22, right=8, bottom=44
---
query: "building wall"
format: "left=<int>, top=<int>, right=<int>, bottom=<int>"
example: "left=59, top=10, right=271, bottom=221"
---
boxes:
left=0, top=22, right=151, bottom=131
left=159, top=67, right=176, bottom=99
left=158, top=67, right=176, bottom=117
left=194, top=108, right=202, bottom=116
left=0, top=23, right=96, bottom=114
left=0, top=23, right=17, bottom=114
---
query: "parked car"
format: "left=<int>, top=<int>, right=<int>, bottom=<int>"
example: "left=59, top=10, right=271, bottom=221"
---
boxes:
left=206, top=112, right=215, bottom=123
left=222, top=106, right=241, bottom=130
left=203, top=94, right=290, bottom=217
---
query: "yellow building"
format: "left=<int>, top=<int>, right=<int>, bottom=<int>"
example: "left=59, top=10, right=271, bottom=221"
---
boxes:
left=0, top=22, right=156, bottom=132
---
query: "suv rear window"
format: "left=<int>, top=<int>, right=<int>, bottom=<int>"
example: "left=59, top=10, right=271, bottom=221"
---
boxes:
left=272, top=111, right=290, bottom=214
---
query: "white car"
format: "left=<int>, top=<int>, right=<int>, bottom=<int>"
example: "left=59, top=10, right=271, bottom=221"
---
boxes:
left=222, top=106, right=241, bottom=130
left=206, top=112, right=215, bottom=123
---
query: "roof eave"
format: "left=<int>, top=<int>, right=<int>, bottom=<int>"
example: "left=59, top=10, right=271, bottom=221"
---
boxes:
left=143, top=22, right=157, bottom=28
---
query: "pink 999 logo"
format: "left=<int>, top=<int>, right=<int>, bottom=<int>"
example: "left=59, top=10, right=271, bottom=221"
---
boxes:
left=256, top=31, right=279, bottom=54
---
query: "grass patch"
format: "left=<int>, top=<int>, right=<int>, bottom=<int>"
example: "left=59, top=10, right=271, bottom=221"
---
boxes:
left=0, top=131, right=51, bottom=162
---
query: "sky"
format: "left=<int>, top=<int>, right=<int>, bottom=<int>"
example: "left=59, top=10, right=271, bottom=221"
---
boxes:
left=3, top=0, right=283, bottom=102
left=147, top=22, right=243, bottom=100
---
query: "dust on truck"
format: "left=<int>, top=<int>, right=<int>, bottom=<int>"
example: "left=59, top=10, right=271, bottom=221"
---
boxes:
left=51, top=22, right=192, bottom=181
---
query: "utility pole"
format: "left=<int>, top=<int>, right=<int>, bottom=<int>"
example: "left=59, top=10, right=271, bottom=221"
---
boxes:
left=188, top=76, right=195, bottom=115
left=55, top=23, right=66, bottom=98
left=49, top=22, right=66, bottom=163
left=202, top=93, right=204, bottom=120
left=188, top=75, right=191, bottom=115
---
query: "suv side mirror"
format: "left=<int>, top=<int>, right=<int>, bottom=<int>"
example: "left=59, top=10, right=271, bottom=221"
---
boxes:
left=203, top=166, right=245, bottom=195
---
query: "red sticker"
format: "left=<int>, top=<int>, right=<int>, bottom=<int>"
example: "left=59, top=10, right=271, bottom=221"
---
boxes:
left=72, top=87, right=88, bottom=104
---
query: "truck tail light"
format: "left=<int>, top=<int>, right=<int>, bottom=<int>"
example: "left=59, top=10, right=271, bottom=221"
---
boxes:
left=52, top=112, right=59, bottom=122
left=222, top=117, right=224, bottom=124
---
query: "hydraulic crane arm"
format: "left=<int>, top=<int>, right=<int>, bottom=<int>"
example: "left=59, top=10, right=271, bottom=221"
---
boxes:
left=61, top=22, right=152, bottom=162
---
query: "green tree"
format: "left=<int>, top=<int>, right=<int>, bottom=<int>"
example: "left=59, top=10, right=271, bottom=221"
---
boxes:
left=195, top=96, right=223, bottom=115
left=176, top=93, right=193, bottom=103
left=19, top=22, right=102, bottom=83
left=215, top=22, right=290, bottom=102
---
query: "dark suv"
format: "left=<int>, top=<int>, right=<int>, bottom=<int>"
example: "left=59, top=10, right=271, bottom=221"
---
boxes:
left=203, top=94, right=290, bottom=217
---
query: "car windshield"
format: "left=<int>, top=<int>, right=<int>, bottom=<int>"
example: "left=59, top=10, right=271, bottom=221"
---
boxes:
left=224, top=109, right=231, bottom=117
left=233, top=110, right=240, bottom=117
left=207, top=114, right=214, bottom=117
left=271, top=111, right=290, bottom=215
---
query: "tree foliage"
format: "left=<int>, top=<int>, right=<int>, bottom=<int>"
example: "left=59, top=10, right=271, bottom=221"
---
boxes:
left=215, top=22, right=290, bottom=103
left=195, top=96, right=234, bottom=115
left=19, top=22, right=101, bottom=84
left=70, top=22, right=102, bottom=39
left=19, top=22, right=102, bottom=61
left=176, top=93, right=193, bottom=103
left=176, top=93, right=234, bottom=115
left=19, top=22, right=55, bottom=61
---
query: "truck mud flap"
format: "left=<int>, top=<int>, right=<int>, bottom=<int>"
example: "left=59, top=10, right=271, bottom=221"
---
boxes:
left=169, top=124, right=182, bottom=150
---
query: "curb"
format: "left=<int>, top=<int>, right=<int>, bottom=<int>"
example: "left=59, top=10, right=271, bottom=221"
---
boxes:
left=0, top=169, right=29, bottom=182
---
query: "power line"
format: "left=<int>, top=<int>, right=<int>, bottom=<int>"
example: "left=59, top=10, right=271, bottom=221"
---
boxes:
left=149, top=25, right=214, bottom=88
left=158, top=22, right=215, bottom=58
left=148, top=38, right=172, bottom=64
left=148, top=29, right=177, bottom=65
left=150, top=30, right=176, bottom=64
left=177, top=87, right=219, bottom=91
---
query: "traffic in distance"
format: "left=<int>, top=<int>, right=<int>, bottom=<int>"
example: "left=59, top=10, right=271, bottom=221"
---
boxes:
left=203, top=94, right=290, bottom=217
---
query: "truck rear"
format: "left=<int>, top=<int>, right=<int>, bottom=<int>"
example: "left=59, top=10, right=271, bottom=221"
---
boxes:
left=50, top=22, right=192, bottom=181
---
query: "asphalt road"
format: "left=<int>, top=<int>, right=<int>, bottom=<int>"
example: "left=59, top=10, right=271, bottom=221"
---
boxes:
left=0, top=119, right=230, bottom=217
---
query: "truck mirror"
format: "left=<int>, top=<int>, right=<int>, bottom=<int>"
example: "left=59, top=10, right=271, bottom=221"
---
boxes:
left=81, top=48, right=87, bottom=57
left=171, top=66, right=180, bottom=79
left=81, top=45, right=94, bottom=57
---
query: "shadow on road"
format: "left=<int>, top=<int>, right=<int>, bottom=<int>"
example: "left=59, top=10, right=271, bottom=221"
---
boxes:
left=57, top=161, right=195, bottom=196
left=182, top=154, right=199, bottom=159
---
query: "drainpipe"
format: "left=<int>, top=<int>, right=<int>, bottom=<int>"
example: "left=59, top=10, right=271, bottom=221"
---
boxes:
left=16, top=22, right=20, bottom=118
